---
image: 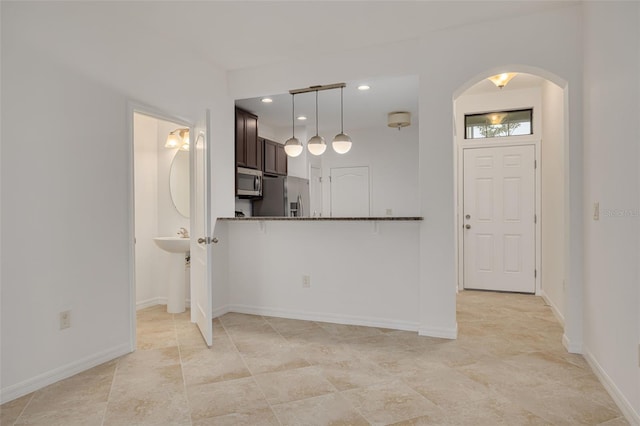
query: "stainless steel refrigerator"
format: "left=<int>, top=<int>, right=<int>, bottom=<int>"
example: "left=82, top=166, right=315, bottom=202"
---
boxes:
left=253, top=175, right=310, bottom=217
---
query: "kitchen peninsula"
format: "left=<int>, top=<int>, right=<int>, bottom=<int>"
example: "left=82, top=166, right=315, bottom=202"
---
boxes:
left=212, top=216, right=423, bottom=332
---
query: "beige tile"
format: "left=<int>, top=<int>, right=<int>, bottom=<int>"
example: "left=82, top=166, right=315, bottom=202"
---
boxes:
left=240, top=345, right=310, bottom=375
left=316, top=322, right=384, bottom=340
left=341, top=380, right=441, bottom=425
left=218, top=312, right=265, bottom=327
left=272, top=393, right=369, bottom=426
left=15, top=402, right=108, bottom=426
left=192, top=407, right=280, bottom=426
left=187, top=376, right=269, bottom=421
left=115, top=346, right=180, bottom=375
left=402, top=366, right=492, bottom=409
left=182, top=349, right=251, bottom=386
left=0, top=393, right=33, bottom=425
left=103, top=389, right=190, bottom=426
left=253, top=366, right=336, bottom=404
left=318, top=357, right=392, bottom=391
left=598, top=417, right=631, bottom=426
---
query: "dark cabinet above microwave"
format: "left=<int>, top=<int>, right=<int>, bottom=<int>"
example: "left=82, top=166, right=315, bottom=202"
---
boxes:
left=235, top=108, right=261, bottom=170
left=263, top=138, right=288, bottom=176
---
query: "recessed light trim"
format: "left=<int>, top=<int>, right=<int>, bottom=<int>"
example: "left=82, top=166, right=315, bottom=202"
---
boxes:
left=297, top=115, right=307, bottom=121
left=261, top=97, right=273, bottom=103
left=357, top=85, right=370, bottom=91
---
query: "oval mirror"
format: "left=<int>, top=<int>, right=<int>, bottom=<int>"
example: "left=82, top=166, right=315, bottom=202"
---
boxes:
left=169, top=150, right=190, bottom=218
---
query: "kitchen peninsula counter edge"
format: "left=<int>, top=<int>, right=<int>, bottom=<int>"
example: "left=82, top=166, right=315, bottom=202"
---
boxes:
left=218, top=216, right=423, bottom=221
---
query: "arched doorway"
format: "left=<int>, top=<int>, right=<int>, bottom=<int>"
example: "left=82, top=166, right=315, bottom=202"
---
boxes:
left=452, top=68, right=576, bottom=351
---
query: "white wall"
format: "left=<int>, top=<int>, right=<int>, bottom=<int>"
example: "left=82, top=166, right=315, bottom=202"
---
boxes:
left=133, top=113, right=160, bottom=306
left=222, top=220, right=420, bottom=329
left=1, top=4, right=234, bottom=403
left=583, top=1, right=640, bottom=421
left=1, top=44, right=133, bottom=401
left=540, top=81, right=566, bottom=322
left=319, top=124, right=420, bottom=217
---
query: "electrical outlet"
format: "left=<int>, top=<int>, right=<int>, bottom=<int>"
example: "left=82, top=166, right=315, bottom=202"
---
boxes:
left=59, top=310, right=71, bottom=330
left=593, top=202, right=600, bottom=221
left=302, top=275, right=311, bottom=288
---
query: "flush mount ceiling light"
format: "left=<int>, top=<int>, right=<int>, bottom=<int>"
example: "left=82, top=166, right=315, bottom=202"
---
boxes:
left=284, top=94, right=303, bottom=157
left=286, top=82, right=352, bottom=157
left=388, top=112, right=411, bottom=130
left=332, top=86, right=352, bottom=154
left=166, top=128, right=190, bottom=150
left=297, top=115, right=307, bottom=121
left=261, top=97, right=273, bottom=103
left=357, top=85, right=370, bottom=91
left=488, top=73, right=517, bottom=89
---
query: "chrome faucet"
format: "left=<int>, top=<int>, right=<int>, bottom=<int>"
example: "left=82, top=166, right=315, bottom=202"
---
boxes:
left=177, top=227, right=189, bottom=238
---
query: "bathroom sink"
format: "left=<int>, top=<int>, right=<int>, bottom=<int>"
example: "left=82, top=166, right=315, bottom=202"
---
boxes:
left=153, top=237, right=190, bottom=253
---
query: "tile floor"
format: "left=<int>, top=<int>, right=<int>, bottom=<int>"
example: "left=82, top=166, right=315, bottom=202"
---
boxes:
left=1, top=291, right=628, bottom=425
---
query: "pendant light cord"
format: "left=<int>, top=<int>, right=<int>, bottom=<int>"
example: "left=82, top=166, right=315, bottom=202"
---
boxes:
left=291, top=94, right=295, bottom=138
left=340, top=87, right=344, bottom=133
left=315, top=90, right=319, bottom=136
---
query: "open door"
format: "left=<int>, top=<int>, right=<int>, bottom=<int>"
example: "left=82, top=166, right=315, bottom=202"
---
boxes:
left=190, top=110, right=213, bottom=346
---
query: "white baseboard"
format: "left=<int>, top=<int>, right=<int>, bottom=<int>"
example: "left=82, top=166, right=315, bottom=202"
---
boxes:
left=562, top=334, right=583, bottom=354
left=0, top=343, right=131, bottom=404
left=212, top=305, right=230, bottom=319
left=136, top=297, right=190, bottom=310
left=136, top=297, right=165, bottom=310
left=419, top=324, right=458, bottom=340
left=228, top=304, right=420, bottom=332
left=583, top=349, right=640, bottom=425
left=540, top=290, right=565, bottom=326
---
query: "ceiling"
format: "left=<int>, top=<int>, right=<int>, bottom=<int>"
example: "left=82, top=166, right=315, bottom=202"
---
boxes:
left=4, top=1, right=565, bottom=124
left=235, top=75, right=420, bottom=132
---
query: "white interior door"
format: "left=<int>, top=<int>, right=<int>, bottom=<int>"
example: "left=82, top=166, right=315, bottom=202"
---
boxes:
left=463, top=145, right=535, bottom=293
left=330, top=166, right=370, bottom=217
left=310, top=166, right=322, bottom=217
left=190, top=110, right=213, bottom=346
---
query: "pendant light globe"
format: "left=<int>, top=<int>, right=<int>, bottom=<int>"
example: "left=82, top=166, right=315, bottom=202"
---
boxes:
left=284, top=137, right=303, bottom=157
left=332, top=132, right=352, bottom=154
left=307, top=135, right=326, bottom=156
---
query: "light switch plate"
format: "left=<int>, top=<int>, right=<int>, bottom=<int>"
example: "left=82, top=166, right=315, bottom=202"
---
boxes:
left=593, top=202, right=600, bottom=221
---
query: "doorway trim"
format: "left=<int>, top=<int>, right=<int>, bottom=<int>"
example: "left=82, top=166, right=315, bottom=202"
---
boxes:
left=456, top=139, right=541, bottom=295
left=126, top=101, right=192, bottom=352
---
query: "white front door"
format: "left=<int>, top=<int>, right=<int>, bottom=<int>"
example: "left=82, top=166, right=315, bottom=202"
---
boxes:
left=190, top=110, right=213, bottom=346
left=463, top=145, right=535, bottom=293
left=330, top=166, right=370, bottom=217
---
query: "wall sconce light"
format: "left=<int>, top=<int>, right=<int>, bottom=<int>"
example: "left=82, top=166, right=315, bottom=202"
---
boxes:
left=488, top=73, right=517, bottom=89
left=286, top=82, right=352, bottom=157
left=166, top=128, right=190, bottom=151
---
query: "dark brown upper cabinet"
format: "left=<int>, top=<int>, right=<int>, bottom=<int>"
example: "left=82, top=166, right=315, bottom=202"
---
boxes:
left=263, top=138, right=288, bottom=176
left=235, top=108, right=260, bottom=170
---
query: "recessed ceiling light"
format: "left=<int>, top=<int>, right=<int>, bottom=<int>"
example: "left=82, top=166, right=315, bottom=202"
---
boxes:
left=261, top=98, right=273, bottom=103
left=357, top=85, right=370, bottom=91
left=297, top=115, right=307, bottom=121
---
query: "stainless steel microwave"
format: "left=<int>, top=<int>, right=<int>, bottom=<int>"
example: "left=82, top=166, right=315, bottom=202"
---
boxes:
left=236, top=167, right=263, bottom=198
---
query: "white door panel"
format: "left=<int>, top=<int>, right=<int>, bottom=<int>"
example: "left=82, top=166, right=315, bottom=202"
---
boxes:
left=190, top=110, right=213, bottom=346
left=330, top=166, right=370, bottom=217
left=463, top=145, right=535, bottom=293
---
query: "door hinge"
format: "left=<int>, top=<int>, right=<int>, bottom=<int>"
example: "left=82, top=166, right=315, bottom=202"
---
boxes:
left=534, top=269, right=537, bottom=278
left=319, top=177, right=323, bottom=183
left=534, top=160, right=537, bottom=169
left=534, top=214, right=537, bottom=224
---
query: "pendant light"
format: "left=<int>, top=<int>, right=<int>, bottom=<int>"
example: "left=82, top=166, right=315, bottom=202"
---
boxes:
left=284, top=94, right=303, bottom=157
left=332, top=86, right=352, bottom=154
left=307, top=90, right=326, bottom=156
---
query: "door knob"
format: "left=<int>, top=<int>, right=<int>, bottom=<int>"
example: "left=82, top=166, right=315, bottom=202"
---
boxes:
left=212, top=238, right=219, bottom=244
left=197, top=237, right=206, bottom=244
left=465, top=224, right=471, bottom=229
left=465, top=214, right=471, bottom=220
